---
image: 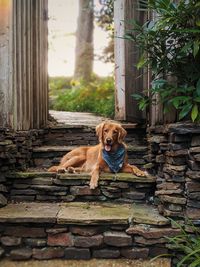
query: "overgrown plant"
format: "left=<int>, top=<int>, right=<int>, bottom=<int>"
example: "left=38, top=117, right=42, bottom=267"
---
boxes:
left=127, top=0, right=200, bottom=122
left=49, top=76, right=115, bottom=118
left=167, top=220, right=200, bottom=267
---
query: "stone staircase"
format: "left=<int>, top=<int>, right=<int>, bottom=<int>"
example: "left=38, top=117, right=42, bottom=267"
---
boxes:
left=0, top=122, right=172, bottom=264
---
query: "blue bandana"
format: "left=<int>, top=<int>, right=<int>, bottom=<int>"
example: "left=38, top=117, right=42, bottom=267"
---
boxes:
left=102, top=145, right=125, bottom=173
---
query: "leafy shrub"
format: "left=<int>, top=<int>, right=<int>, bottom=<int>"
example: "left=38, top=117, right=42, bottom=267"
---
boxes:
left=127, top=0, right=200, bottom=122
left=49, top=76, right=115, bottom=118
left=167, top=221, right=200, bottom=267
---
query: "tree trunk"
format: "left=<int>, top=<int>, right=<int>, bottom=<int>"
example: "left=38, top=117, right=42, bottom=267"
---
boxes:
left=74, top=0, right=94, bottom=81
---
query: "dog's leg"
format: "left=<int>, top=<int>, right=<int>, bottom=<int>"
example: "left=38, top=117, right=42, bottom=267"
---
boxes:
left=90, top=166, right=100, bottom=189
left=58, top=155, right=85, bottom=172
left=122, top=163, right=146, bottom=177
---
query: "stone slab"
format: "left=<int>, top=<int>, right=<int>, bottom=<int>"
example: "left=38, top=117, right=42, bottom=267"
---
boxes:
left=0, top=202, right=168, bottom=226
left=0, top=258, right=171, bottom=267
left=0, top=203, right=59, bottom=223
left=130, top=204, right=169, bottom=226
left=58, top=172, right=155, bottom=183
left=57, top=202, right=131, bottom=225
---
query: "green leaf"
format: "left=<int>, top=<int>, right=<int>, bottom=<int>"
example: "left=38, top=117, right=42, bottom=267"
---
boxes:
left=178, top=104, right=193, bottom=120
left=132, top=93, right=143, bottom=100
left=196, top=20, right=200, bottom=26
left=196, top=78, right=200, bottom=97
left=191, top=104, right=199, bottom=122
left=193, top=41, right=200, bottom=58
left=136, top=54, right=146, bottom=69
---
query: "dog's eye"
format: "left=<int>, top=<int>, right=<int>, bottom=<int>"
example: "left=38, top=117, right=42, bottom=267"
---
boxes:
left=113, top=130, right=118, bottom=134
left=104, top=129, right=108, bottom=133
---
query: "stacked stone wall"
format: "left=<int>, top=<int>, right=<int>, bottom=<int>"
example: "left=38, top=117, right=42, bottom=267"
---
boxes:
left=148, top=123, right=200, bottom=222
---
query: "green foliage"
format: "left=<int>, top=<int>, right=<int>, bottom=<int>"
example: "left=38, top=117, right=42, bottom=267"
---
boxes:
left=49, top=76, right=115, bottom=118
left=167, top=220, right=200, bottom=267
left=49, top=76, right=73, bottom=93
left=94, top=0, right=114, bottom=63
left=127, top=0, right=200, bottom=122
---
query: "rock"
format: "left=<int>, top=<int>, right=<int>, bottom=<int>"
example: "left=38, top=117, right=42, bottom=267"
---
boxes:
left=194, top=154, right=200, bottom=162
left=121, top=248, right=149, bottom=259
left=166, top=156, right=186, bottom=165
left=186, top=181, right=200, bottom=193
left=10, top=248, right=32, bottom=260
left=186, top=171, right=200, bottom=180
left=167, top=204, right=183, bottom=212
left=101, top=189, right=121, bottom=199
left=126, top=226, right=180, bottom=239
left=47, top=233, right=74, bottom=247
left=0, top=184, right=7, bottom=192
left=10, top=189, right=37, bottom=195
left=33, top=247, right=65, bottom=260
left=31, top=185, right=67, bottom=192
left=31, top=177, right=53, bottom=185
left=65, top=248, right=90, bottom=260
left=159, top=195, right=186, bottom=205
left=24, top=238, right=47, bottom=247
left=165, top=164, right=187, bottom=172
left=74, top=235, right=103, bottom=248
left=70, top=226, right=103, bottom=236
left=187, top=200, right=200, bottom=209
left=103, top=231, right=132, bottom=247
left=149, top=246, right=168, bottom=257
left=0, top=202, right=59, bottom=223
left=110, top=182, right=129, bottom=189
left=0, top=193, right=7, bottom=207
left=4, top=226, right=46, bottom=237
left=191, top=136, right=200, bottom=146
left=165, top=150, right=188, bottom=157
left=186, top=207, right=200, bottom=220
left=0, top=248, right=4, bottom=258
left=188, top=192, right=200, bottom=201
left=1, top=236, right=21, bottom=246
left=46, top=227, right=68, bottom=235
left=155, top=189, right=183, bottom=195
left=187, top=160, right=200, bottom=171
left=190, top=147, right=200, bottom=153
left=135, top=236, right=166, bottom=245
left=169, top=133, right=190, bottom=143
left=70, top=186, right=100, bottom=196
left=157, top=182, right=182, bottom=191
left=93, top=248, right=120, bottom=259
left=122, top=191, right=145, bottom=200
left=156, top=155, right=165, bottom=163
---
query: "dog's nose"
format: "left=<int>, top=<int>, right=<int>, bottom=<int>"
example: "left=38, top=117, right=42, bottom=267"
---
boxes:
left=106, top=138, right=112, bottom=144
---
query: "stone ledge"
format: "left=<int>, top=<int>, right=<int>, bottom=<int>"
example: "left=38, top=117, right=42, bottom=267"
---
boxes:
left=6, top=171, right=155, bottom=183
left=0, top=202, right=168, bottom=226
left=32, top=145, right=148, bottom=153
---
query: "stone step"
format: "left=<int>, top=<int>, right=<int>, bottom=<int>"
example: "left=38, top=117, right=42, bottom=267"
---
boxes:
left=42, top=124, right=147, bottom=147
left=32, top=145, right=148, bottom=168
left=5, top=171, right=156, bottom=203
left=0, top=202, right=168, bottom=225
left=0, top=201, right=174, bottom=261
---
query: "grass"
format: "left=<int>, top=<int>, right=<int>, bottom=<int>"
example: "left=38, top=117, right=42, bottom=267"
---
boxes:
left=49, top=76, right=115, bottom=118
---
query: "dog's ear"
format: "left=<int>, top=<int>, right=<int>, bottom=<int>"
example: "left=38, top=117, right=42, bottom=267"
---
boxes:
left=96, top=122, right=105, bottom=143
left=118, top=125, right=127, bottom=144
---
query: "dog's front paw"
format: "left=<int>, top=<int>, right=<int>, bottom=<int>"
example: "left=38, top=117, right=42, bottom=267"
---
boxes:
left=135, top=169, right=146, bottom=177
left=67, top=167, right=76, bottom=173
left=57, top=168, right=66, bottom=173
left=89, top=180, right=98, bottom=190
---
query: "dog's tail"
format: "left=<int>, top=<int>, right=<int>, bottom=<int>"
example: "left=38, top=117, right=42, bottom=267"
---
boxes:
left=48, top=166, right=58, bottom=172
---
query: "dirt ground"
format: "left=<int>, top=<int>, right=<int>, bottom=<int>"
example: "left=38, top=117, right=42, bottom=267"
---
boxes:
left=0, top=258, right=171, bottom=267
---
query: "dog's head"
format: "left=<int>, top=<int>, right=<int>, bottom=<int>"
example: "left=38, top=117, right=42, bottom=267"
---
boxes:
left=96, top=121, right=127, bottom=152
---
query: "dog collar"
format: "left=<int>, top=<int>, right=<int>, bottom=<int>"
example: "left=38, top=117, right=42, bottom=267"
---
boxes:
left=102, top=145, right=125, bottom=173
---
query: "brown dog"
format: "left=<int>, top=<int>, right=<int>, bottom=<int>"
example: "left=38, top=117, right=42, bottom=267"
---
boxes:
left=48, top=121, right=145, bottom=189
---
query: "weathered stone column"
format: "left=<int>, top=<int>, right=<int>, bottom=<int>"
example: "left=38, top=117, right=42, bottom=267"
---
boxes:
left=0, top=0, right=13, bottom=128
